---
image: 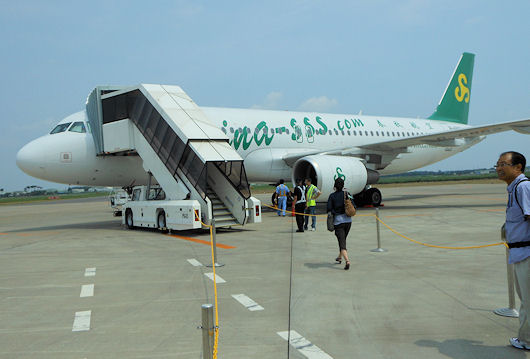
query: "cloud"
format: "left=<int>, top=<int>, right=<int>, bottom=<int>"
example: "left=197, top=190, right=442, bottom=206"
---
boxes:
left=251, top=91, right=284, bottom=110
left=298, top=96, right=338, bottom=112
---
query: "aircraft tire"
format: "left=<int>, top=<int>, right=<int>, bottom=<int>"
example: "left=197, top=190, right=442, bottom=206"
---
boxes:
left=126, top=209, right=134, bottom=229
left=366, top=188, right=382, bottom=207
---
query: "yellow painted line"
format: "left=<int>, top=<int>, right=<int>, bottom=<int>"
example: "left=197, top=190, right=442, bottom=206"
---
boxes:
left=384, top=214, right=431, bottom=218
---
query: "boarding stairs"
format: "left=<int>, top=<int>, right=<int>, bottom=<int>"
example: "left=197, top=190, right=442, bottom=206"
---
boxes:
left=86, top=84, right=260, bottom=227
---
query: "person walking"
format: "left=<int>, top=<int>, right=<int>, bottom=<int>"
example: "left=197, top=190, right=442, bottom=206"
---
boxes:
left=275, top=179, right=290, bottom=217
left=293, top=179, right=306, bottom=232
left=495, top=151, right=530, bottom=350
left=327, top=178, right=355, bottom=270
left=304, top=178, right=321, bottom=231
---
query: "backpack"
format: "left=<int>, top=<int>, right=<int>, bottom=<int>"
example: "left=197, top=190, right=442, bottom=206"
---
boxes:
left=514, top=178, right=529, bottom=213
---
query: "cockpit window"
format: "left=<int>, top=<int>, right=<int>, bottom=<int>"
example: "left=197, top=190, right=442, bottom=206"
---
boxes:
left=50, top=122, right=72, bottom=134
left=69, top=121, right=86, bottom=133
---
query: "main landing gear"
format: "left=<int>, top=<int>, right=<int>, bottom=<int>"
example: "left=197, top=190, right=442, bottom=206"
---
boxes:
left=353, top=187, right=382, bottom=207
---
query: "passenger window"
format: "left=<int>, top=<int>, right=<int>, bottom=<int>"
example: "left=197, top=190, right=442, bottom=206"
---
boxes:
left=69, top=122, right=86, bottom=133
left=50, top=122, right=72, bottom=134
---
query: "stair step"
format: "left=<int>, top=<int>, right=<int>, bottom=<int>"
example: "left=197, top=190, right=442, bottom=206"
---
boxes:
left=215, top=219, right=239, bottom=227
left=215, top=215, right=235, bottom=221
left=213, top=210, right=231, bottom=217
left=213, top=204, right=227, bottom=210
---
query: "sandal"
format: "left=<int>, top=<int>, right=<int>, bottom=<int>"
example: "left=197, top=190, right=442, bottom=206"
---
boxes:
left=344, top=261, right=350, bottom=270
left=335, top=257, right=342, bottom=264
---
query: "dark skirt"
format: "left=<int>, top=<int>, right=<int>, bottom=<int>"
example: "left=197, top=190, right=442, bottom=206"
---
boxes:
left=334, top=222, right=351, bottom=250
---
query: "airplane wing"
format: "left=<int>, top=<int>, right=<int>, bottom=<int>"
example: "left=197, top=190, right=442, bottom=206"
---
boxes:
left=282, top=118, right=530, bottom=166
left=359, top=118, right=530, bottom=151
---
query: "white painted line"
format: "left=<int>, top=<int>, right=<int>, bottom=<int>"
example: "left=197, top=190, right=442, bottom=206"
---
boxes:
left=80, top=284, right=94, bottom=298
left=204, top=272, right=226, bottom=283
left=72, top=310, right=91, bottom=332
left=84, top=268, right=96, bottom=277
left=277, top=330, right=333, bottom=359
left=231, top=294, right=264, bottom=311
left=187, top=258, right=203, bottom=267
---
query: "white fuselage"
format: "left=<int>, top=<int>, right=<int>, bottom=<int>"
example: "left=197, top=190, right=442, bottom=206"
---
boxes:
left=16, top=107, right=474, bottom=187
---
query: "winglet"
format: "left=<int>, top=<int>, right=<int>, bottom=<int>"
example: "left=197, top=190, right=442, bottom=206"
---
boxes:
left=429, top=52, right=475, bottom=124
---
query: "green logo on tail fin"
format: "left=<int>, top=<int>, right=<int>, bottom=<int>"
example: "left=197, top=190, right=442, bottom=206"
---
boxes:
left=429, top=52, right=475, bottom=124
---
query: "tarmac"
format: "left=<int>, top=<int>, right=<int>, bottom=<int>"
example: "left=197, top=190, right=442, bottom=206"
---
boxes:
left=0, top=182, right=529, bottom=359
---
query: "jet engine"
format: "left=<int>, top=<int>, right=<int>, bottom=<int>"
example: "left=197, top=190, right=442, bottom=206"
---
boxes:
left=292, top=155, right=380, bottom=203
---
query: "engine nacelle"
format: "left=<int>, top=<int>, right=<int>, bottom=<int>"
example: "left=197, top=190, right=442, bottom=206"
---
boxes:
left=292, top=155, right=378, bottom=200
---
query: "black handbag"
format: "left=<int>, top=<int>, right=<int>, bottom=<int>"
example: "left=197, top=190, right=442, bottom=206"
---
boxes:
left=327, top=212, right=335, bottom=232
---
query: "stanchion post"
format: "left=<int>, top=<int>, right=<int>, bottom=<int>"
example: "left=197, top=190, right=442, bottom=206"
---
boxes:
left=371, top=207, right=387, bottom=253
left=200, top=304, right=214, bottom=359
left=494, top=224, right=519, bottom=318
left=207, top=219, right=224, bottom=267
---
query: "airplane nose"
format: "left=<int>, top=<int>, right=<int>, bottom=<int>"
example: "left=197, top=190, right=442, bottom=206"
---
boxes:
left=16, top=138, right=47, bottom=177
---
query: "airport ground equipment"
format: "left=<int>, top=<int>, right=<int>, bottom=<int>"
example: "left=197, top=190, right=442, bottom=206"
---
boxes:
left=122, top=185, right=202, bottom=231
left=108, top=188, right=129, bottom=216
left=86, top=84, right=261, bottom=229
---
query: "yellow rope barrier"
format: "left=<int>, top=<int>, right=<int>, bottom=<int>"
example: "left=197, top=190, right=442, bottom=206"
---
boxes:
left=261, top=202, right=373, bottom=217
left=373, top=215, right=507, bottom=250
left=263, top=202, right=506, bottom=250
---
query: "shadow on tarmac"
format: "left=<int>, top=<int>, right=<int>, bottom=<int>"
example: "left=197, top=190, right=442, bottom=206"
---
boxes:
left=7, top=220, right=121, bottom=233
left=415, top=339, right=525, bottom=359
left=304, top=262, right=343, bottom=270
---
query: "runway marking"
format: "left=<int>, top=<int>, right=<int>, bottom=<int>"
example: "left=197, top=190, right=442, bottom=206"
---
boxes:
left=277, top=330, right=333, bottom=359
left=72, top=310, right=91, bottom=332
left=80, top=284, right=94, bottom=298
left=204, top=273, right=226, bottom=283
left=84, top=268, right=96, bottom=277
left=231, top=294, right=264, bottom=311
left=167, top=234, right=236, bottom=249
left=187, top=259, right=203, bottom=267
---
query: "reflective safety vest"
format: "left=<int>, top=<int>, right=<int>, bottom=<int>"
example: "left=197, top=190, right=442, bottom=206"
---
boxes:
left=296, top=185, right=306, bottom=203
left=306, top=184, right=318, bottom=206
left=277, top=184, right=288, bottom=197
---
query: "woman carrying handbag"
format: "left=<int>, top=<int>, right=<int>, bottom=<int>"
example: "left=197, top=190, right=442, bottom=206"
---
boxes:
left=327, top=178, right=356, bottom=270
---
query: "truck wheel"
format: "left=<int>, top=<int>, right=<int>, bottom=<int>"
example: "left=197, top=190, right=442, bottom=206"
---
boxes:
left=158, top=211, right=167, bottom=232
left=126, top=209, right=134, bottom=229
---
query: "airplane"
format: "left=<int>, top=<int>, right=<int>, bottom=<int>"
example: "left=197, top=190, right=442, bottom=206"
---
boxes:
left=16, top=52, right=530, bottom=206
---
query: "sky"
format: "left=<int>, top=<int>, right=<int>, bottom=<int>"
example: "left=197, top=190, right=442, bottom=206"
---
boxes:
left=0, top=0, right=528, bottom=191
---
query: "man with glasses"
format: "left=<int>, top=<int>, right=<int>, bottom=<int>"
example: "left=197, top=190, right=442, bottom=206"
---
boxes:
left=495, top=151, right=530, bottom=350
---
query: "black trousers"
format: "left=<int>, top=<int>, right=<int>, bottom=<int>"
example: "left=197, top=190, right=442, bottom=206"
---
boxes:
left=295, top=203, right=306, bottom=231
left=334, top=222, right=352, bottom=250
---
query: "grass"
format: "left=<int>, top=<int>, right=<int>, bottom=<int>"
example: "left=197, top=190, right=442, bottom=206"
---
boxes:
left=0, top=192, right=110, bottom=205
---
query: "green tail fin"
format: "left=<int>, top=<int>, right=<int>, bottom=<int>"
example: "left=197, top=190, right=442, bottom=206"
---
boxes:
left=428, top=52, right=475, bottom=124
